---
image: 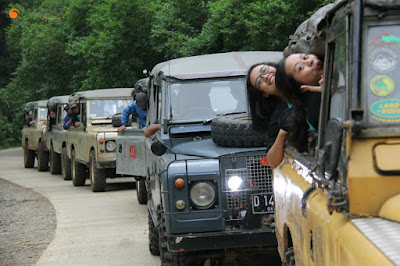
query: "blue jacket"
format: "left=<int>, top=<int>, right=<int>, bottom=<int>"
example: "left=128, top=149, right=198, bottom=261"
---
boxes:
left=63, top=114, right=73, bottom=130
left=121, top=101, right=147, bottom=129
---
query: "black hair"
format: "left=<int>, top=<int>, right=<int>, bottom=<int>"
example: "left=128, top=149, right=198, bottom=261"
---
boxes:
left=246, top=62, right=279, bottom=133
left=275, top=55, right=308, bottom=152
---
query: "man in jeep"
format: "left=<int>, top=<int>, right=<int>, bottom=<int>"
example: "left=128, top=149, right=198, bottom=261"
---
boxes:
left=26, top=111, right=35, bottom=127
left=118, top=92, right=147, bottom=131
left=69, top=102, right=80, bottom=128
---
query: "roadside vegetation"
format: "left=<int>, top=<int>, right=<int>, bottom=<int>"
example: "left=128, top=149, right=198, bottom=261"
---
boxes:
left=0, top=0, right=333, bottom=149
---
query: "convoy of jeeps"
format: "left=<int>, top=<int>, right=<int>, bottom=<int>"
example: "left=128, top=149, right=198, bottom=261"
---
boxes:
left=20, top=0, right=400, bottom=265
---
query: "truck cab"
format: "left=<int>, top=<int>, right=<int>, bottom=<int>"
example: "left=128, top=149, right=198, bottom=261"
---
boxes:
left=274, top=1, right=400, bottom=265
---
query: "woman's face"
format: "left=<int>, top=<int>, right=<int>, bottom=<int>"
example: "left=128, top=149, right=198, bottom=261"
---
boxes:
left=249, top=64, right=277, bottom=96
left=284, top=53, right=323, bottom=86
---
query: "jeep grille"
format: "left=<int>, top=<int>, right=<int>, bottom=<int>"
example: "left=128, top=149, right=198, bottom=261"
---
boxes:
left=224, top=155, right=273, bottom=210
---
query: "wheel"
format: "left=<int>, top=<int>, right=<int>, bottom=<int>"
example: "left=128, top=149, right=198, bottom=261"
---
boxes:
left=37, top=143, right=49, bottom=171
left=158, top=210, right=187, bottom=265
left=211, top=114, right=269, bottom=147
left=49, top=145, right=62, bottom=174
left=137, top=179, right=147, bottom=204
left=24, top=143, right=35, bottom=168
left=71, top=149, right=86, bottom=186
left=89, top=150, right=106, bottom=192
left=283, top=247, right=295, bottom=266
left=61, top=147, right=72, bottom=180
left=148, top=210, right=160, bottom=255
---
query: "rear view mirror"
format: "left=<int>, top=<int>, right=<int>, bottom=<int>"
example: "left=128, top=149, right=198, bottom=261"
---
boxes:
left=151, top=141, right=166, bottom=156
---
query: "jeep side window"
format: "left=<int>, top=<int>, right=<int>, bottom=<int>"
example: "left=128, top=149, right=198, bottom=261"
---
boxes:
left=57, top=106, right=63, bottom=124
left=34, top=109, right=38, bottom=124
left=81, top=103, right=86, bottom=127
left=328, top=33, right=347, bottom=120
left=157, top=85, right=162, bottom=121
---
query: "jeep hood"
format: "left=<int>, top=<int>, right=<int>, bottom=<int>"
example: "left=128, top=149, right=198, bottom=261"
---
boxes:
left=170, top=138, right=265, bottom=158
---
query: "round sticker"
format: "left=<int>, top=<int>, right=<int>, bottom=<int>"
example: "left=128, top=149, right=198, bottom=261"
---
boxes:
left=370, top=75, right=395, bottom=97
left=369, top=48, right=397, bottom=73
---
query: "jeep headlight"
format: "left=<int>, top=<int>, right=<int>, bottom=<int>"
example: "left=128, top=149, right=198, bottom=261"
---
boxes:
left=227, top=175, right=242, bottom=191
left=190, top=181, right=216, bottom=209
left=105, top=140, right=116, bottom=152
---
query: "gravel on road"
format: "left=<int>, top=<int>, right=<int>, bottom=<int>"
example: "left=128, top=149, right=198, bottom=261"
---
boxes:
left=0, top=177, right=56, bottom=266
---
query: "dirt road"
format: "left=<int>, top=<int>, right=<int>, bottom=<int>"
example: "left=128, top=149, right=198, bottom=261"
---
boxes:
left=0, top=148, right=159, bottom=266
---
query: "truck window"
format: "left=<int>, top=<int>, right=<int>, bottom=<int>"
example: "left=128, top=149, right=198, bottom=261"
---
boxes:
left=328, top=32, right=346, bottom=120
left=57, top=106, right=63, bottom=124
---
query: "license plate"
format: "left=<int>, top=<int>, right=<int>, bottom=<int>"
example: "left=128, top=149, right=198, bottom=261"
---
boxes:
left=252, top=193, right=274, bottom=214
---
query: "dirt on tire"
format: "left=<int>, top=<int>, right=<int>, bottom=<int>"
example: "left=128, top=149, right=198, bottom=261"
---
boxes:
left=0, top=178, right=56, bottom=266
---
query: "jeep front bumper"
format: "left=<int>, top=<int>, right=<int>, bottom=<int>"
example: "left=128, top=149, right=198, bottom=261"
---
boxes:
left=167, top=229, right=277, bottom=252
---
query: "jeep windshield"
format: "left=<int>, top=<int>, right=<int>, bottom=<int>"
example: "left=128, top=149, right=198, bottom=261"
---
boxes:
left=167, top=77, right=247, bottom=123
left=89, top=99, right=132, bottom=120
left=36, top=108, right=48, bottom=124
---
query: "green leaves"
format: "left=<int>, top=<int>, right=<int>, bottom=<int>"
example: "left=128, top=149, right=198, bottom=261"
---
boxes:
left=0, top=0, right=333, bottom=149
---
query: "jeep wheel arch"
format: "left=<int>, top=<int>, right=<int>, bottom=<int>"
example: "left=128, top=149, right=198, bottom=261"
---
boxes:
left=211, top=114, right=269, bottom=147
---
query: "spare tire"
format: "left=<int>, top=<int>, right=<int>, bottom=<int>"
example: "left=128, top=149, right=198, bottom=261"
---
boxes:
left=211, top=114, right=268, bottom=148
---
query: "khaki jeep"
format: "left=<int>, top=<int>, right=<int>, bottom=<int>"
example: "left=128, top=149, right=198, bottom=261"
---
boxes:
left=45, top=95, right=70, bottom=178
left=274, top=0, right=400, bottom=265
left=65, top=88, right=134, bottom=192
left=22, top=100, right=49, bottom=171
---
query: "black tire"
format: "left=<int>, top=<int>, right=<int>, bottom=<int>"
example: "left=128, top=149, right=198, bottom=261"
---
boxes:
left=137, top=179, right=147, bottom=204
left=49, top=145, right=62, bottom=174
left=148, top=210, right=160, bottom=255
left=283, top=247, right=295, bottom=266
left=71, top=149, right=86, bottom=186
left=61, top=147, right=71, bottom=180
left=158, top=211, right=187, bottom=266
left=24, top=144, right=35, bottom=168
left=89, top=150, right=106, bottom=192
left=37, top=143, right=49, bottom=172
left=211, top=114, right=269, bottom=147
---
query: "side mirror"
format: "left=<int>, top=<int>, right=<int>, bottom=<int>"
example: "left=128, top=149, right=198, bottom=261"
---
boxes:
left=151, top=141, right=167, bottom=156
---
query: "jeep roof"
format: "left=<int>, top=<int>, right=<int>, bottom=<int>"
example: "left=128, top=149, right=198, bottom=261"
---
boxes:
left=151, top=51, right=283, bottom=80
left=48, top=95, right=70, bottom=105
left=23, top=100, right=48, bottom=112
left=69, top=88, right=133, bottom=101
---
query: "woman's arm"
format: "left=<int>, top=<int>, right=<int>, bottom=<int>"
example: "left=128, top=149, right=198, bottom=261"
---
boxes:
left=267, top=129, right=288, bottom=168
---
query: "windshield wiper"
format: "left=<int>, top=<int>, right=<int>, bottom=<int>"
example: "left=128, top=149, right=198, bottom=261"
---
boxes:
left=202, top=111, right=247, bottom=124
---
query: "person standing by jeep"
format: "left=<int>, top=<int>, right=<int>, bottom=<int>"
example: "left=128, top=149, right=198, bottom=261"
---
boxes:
left=118, top=92, right=147, bottom=131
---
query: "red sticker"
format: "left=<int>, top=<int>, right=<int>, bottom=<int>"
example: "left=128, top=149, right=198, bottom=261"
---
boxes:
left=129, top=145, right=136, bottom=158
left=260, top=156, right=269, bottom=166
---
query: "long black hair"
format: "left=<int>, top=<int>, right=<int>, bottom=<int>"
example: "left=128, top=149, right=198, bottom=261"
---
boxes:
left=246, top=62, right=279, bottom=133
left=275, top=56, right=308, bottom=152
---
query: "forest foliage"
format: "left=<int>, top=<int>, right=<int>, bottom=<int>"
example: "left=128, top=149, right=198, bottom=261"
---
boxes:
left=0, top=0, right=333, bottom=149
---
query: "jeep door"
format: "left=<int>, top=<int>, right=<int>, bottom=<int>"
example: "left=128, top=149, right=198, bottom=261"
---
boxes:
left=116, top=128, right=146, bottom=177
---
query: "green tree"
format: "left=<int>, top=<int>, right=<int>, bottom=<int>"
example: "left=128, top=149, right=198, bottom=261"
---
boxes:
left=150, top=0, right=211, bottom=59
left=66, top=0, right=159, bottom=91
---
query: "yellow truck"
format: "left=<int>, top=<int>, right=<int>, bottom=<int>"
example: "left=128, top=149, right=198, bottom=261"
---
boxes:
left=274, top=0, right=400, bottom=265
